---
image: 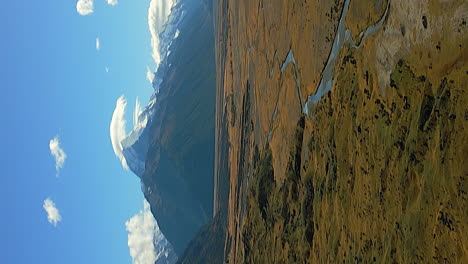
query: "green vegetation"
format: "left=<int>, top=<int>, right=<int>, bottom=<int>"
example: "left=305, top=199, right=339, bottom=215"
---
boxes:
left=212, top=0, right=467, bottom=262
left=237, top=55, right=467, bottom=263
left=241, top=118, right=316, bottom=263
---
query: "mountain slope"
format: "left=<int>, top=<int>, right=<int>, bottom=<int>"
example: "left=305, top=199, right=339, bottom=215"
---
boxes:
left=140, top=0, right=217, bottom=255
left=212, top=0, right=468, bottom=263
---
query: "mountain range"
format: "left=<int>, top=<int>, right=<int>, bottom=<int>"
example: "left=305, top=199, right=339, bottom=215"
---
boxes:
left=119, top=0, right=216, bottom=261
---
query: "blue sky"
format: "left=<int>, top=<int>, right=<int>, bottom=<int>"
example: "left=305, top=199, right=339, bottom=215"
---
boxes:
left=0, top=1, right=157, bottom=263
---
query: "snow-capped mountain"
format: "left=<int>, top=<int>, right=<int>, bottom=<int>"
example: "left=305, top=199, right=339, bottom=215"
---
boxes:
left=153, top=220, right=178, bottom=264
left=118, top=1, right=192, bottom=264
left=152, top=1, right=186, bottom=91
left=111, top=0, right=216, bottom=260
left=121, top=94, right=156, bottom=178
left=121, top=0, right=187, bottom=178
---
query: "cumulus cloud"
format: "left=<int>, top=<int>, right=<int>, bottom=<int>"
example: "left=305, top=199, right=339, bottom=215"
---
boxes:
left=110, top=95, right=129, bottom=170
left=76, top=0, right=94, bottom=16
left=126, top=200, right=157, bottom=264
left=148, top=0, right=174, bottom=66
left=107, top=0, right=118, bottom=6
left=96, top=37, right=100, bottom=51
left=43, top=198, right=62, bottom=227
left=146, top=66, right=155, bottom=84
left=49, top=136, right=67, bottom=175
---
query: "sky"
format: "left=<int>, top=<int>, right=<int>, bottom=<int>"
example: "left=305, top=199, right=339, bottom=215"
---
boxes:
left=0, top=0, right=161, bottom=263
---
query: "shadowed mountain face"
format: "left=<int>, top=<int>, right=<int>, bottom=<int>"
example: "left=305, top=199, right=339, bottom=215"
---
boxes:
left=140, top=0, right=216, bottom=256
left=176, top=212, right=226, bottom=264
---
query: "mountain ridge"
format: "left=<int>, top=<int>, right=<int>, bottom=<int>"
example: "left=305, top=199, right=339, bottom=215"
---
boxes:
left=121, top=0, right=217, bottom=258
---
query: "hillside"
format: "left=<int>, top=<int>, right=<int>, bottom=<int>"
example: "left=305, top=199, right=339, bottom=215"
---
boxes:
left=213, top=0, right=468, bottom=263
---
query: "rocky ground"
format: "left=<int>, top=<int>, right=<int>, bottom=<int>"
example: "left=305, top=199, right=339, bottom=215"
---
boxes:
left=213, top=0, right=468, bottom=263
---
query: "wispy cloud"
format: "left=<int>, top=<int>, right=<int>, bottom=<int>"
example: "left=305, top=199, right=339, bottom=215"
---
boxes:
left=110, top=96, right=129, bottom=170
left=146, top=66, right=155, bottom=83
left=105, top=67, right=110, bottom=73
left=76, top=0, right=94, bottom=16
left=96, top=37, right=100, bottom=51
left=49, top=136, right=67, bottom=175
left=107, top=0, right=118, bottom=6
left=126, top=200, right=157, bottom=264
left=148, top=0, right=174, bottom=66
left=43, top=198, right=62, bottom=227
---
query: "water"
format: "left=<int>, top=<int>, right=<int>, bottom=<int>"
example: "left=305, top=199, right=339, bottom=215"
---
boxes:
left=281, top=49, right=296, bottom=72
left=302, top=0, right=391, bottom=115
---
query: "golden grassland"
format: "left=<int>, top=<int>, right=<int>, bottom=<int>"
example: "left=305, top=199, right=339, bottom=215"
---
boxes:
left=212, top=0, right=467, bottom=263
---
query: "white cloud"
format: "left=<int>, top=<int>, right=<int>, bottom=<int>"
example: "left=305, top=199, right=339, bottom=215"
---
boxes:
left=110, top=95, right=129, bottom=170
left=43, top=198, right=62, bottom=227
left=96, top=37, right=100, bottom=51
left=105, top=67, right=110, bottom=73
left=49, top=136, right=67, bottom=175
left=107, top=0, right=118, bottom=6
left=148, top=0, right=174, bottom=66
left=76, top=0, right=94, bottom=16
left=126, top=200, right=157, bottom=264
left=146, top=66, right=155, bottom=83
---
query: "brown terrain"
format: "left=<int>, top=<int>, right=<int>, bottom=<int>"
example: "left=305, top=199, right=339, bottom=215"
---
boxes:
left=212, top=0, right=468, bottom=263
